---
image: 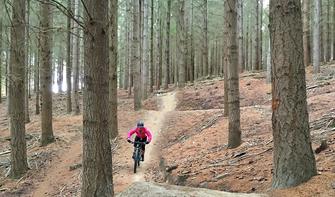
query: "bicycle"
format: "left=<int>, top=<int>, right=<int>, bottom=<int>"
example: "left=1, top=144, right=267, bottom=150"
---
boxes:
left=130, top=141, right=147, bottom=173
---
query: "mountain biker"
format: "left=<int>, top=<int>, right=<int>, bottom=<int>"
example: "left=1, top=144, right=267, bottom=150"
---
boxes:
left=127, top=120, right=152, bottom=161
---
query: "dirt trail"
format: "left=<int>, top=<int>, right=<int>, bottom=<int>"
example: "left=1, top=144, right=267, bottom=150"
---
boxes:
left=132, top=92, right=177, bottom=182
left=32, top=138, right=82, bottom=197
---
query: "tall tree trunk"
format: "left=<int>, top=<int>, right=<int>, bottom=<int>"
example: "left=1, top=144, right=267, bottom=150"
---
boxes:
left=158, top=15, right=163, bottom=90
left=177, top=0, right=186, bottom=87
left=133, top=0, right=141, bottom=110
left=66, top=0, right=72, bottom=113
left=302, top=0, right=311, bottom=66
left=149, top=0, right=154, bottom=93
left=73, top=0, right=80, bottom=115
left=9, top=0, right=28, bottom=178
left=28, top=49, right=32, bottom=99
left=269, top=0, right=317, bottom=188
left=142, top=0, right=149, bottom=98
left=201, top=0, right=209, bottom=77
left=139, top=0, right=143, bottom=97
left=174, top=35, right=179, bottom=85
left=6, top=38, right=9, bottom=100
left=333, top=0, right=335, bottom=60
left=57, top=47, right=64, bottom=93
left=225, top=0, right=241, bottom=148
left=163, top=0, right=172, bottom=89
left=109, top=0, right=118, bottom=139
left=325, top=0, right=331, bottom=62
left=190, top=0, right=195, bottom=82
left=259, top=0, right=263, bottom=69
left=223, top=36, right=228, bottom=117
left=40, top=0, right=54, bottom=146
left=266, top=38, right=271, bottom=83
left=0, top=17, right=2, bottom=103
left=245, top=20, right=249, bottom=71
left=237, top=0, right=244, bottom=72
left=313, top=0, right=321, bottom=73
left=253, top=0, right=260, bottom=70
left=25, top=0, right=30, bottom=123
left=124, top=0, right=130, bottom=90
left=320, top=0, right=324, bottom=63
left=128, top=0, right=133, bottom=96
left=248, top=20, right=253, bottom=71
left=81, top=0, right=114, bottom=195
left=155, top=5, right=161, bottom=91
left=35, top=49, right=40, bottom=115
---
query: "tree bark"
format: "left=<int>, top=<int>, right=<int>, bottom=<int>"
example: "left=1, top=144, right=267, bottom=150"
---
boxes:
left=266, top=38, right=271, bottom=83
left=133, top=0, right=141, bottom=110
left=109, top=0, right=118, bottom=139
left=225, top=0, right=241, bottom=148
left=177, top=0, right=186, bottom=87
left=259, top=0, right=263, bottom=69
left=40, top=0, right=54, bottom=146
left=245, top=20, right=249, bottom=71
left=302, top=0, right=311, bottom=66
left=320, top=0, right=324, bottom=63
left=313, top=0, right=320, bottom=73
left=124, top=0, right=130, bottom=90
left=248, top=19, right=253, bottom=71
left=66, top=0, right=72, bottom=113
left=9, top=0, right=28, bottom=178
left=0, top=17, right=2, bottom=103
left=325, top=0, right=331, bottom=62
left=149, top=0, right=154, bottom=93
left=269, top=0, right=317, bottom=188
left=57, top=47, right=64, bottom=93
left=163, top=0, right=172, bottom=89
left=35, top=49, right=40, bottom=115
left=253, top=0, right=260, bottom=70
left=190, top=0, right=195, bottom=82
left=142, top=0, right=149, bottom=98
left=73, top=0, right=80, bottom=115
left=81, top=0, right=114, bottom=195
left=201, top=0, right=209, bottom=77
left=124, top=17, right=130, bottom=90
left=223, top=36, right=228, bottom=117
left=237, top=0, right=244, bottom=73
left=157, top=13, right=163, bottom=90
left=25, top=0, right=30, bottom=123
left=333, top=0, right=335, bottom=60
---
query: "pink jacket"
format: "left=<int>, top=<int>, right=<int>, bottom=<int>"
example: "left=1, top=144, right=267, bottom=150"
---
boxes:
left=127, top=127, right=153, bottom=142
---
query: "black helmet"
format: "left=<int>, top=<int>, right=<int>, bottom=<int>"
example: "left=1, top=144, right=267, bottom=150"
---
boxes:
left=137, top=120, right=144, bottom=128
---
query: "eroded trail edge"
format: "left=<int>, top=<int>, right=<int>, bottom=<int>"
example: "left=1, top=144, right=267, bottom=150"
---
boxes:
left=133, top=92, right=177, bottom=182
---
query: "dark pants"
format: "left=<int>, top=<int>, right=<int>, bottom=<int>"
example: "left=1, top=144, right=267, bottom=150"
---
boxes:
left=134, top=136, right=147, bottom=154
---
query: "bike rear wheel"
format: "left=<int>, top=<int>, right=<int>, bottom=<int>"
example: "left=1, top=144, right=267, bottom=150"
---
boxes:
left=133, top=159, right=137, bottom=173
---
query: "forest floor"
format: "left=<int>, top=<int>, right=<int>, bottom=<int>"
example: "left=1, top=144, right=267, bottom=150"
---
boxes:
left=0, top=63, right=335, bottom=196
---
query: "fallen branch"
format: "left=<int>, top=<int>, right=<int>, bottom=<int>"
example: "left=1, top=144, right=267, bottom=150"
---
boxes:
left=69, top=163, right=82, bottom=171
left=307, top=82, right=331, bottom=90
left=166, top=165, right=178, bottom=173
left=0, top=151, right=10, bottom=156
left=195, top=112, right=224, bottom=133
left=201, top=148, right=272, bottom=170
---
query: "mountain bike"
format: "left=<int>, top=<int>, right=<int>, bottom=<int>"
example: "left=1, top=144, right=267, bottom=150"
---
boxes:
left=130, top=141, right=146, bottom=173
